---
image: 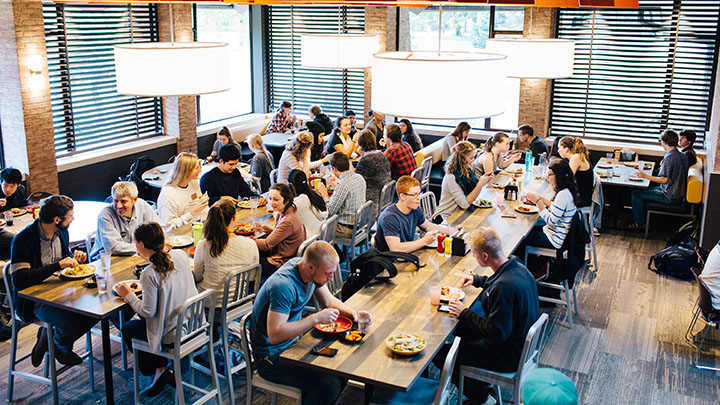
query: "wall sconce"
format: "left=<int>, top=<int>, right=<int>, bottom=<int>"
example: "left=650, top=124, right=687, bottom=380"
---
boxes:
left=28, top=55, right=43, bottom=75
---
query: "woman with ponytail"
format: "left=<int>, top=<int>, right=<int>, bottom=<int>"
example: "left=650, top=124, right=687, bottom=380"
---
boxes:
left=116, top=222, right=197, bottom=396
left=437, top=141, right=494, bottom=219
left=288, top=169, right=327, bottom=237
left=558, top=136, right=593, bottom=208
left=193, top=200, right=259, bottom=304
left=474, top=132, right=522, bottom=177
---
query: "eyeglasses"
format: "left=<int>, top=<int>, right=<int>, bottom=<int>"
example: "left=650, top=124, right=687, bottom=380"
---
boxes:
left=402, top=192, right=421, bottom=199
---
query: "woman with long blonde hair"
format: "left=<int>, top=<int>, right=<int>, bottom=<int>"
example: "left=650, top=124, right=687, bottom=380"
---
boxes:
left=248, top=133, right=275, bottom=193
left=437, top=141, right=494, bottom=219
left=157, top=152, right=209, bottom=231
left=276, top=131, right=328, bottom=183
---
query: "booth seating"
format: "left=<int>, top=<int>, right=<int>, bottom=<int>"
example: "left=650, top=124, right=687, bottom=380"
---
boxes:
left=414, top=138, right=445, bottom=197
left=645, top=156, right=705, bottom=238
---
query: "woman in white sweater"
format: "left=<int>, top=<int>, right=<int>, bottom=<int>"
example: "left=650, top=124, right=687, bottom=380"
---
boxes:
left=157, top=152, right=209, bottom=232
left=276, top=131, right=328, bottom=183
left=437, top=141, right=494, bottom=219
left=193, top=199, right=259, bottom=306
left=287, top=169, right=328, bottom=237
left=116, top=222, right=197, bottom=396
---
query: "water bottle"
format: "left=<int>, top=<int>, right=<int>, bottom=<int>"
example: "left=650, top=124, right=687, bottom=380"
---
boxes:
left=525, top=148, right=533, bottom=173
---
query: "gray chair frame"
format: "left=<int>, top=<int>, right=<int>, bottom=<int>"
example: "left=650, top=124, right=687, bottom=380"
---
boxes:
left=377, top=181, right=397, bottom=224
left=297, top=234, right=318, bottom=257
left=335, top=201, right=374, bottom=266
left=418, top=157, right=433, bottom=192
left=686, top=269, right=720, bottom=372
left=644, top=204, right=697, bottom=239
left=318, top=215, right=339, bottom=246
left=524, top=246, right=578, bottom=328
left=579, top=205, right=599, bottom=272
left=419, top=191, right=437, bottom=223
left=270, top=169, right=279, bottom=187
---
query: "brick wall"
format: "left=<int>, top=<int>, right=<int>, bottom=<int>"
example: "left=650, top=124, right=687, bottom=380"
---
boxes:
left=364, top=6, right=397, bottom=123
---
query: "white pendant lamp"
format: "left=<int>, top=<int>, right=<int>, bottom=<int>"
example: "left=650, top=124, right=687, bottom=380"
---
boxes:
left=114, top=42, right=231, bottom=97
left=371, top=51, right=507, bottom=120
left=486, top=38, right=575, bottom=79
left=301, top=34, right=379, bottom=69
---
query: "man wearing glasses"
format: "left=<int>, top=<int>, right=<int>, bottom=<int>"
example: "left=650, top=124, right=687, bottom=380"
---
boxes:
left=375, top=176, right=459, bottom=253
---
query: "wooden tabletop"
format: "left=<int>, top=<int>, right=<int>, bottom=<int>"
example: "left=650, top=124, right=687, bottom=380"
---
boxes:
left=593, top=158, right=655, bottom=188
left=2, top=201, right=106, bottom=244
left=280, top=167, right=554, bottom=392
left=141, top=161, right=253, bottom=189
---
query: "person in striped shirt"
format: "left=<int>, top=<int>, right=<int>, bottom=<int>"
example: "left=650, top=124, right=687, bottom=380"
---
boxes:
left=523, top=159, right=578, bottom=249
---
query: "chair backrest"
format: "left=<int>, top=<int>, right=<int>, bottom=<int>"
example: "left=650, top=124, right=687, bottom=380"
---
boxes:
left=221, top=264, right=261, bottom=321
left=515, top=313, right=549, bottom=388
left=410, top=167, right=423, bottom=185
left=240, top=312, right=256, bottom=380
left=419, top=191, right=437, bottom=222
left=318, top=215, right=338, bottom=246
left=693, top=271, right=716, bottom=317
left=297, top=234, right=318, bottom=257
left=433, top=336, right=461, bottom=405
left=174, top=289, right=217, bottom=348
left=2, top=262, right=16, bottom=317
left=379, top=180, right=396, bottom=216
left=420, top=157, right=433, bottom=192
left=252, top=178, right=263, bottom=194
left=270, top=168, right=278, bottom=187
left=350, top=201, right=374, bottom=247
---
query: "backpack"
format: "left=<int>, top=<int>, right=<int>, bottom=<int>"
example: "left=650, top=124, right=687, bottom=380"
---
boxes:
left=648, top=245, right=696, bottom=280
left=341, top=249, right=421, bottom=301
left=666, top=220, right=699, bottom=249
left=123, top=155, right=158, bottom=202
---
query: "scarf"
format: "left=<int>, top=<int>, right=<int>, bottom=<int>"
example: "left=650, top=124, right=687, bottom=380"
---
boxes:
left=453, top=167, right=478, bottom=196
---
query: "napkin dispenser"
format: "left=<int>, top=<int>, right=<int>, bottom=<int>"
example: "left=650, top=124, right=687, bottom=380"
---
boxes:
left=450, top=234, right=471, bottom=256
left=619, top=149, right=636, bottom=162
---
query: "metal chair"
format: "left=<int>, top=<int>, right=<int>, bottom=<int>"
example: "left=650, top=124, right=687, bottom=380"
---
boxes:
left=579, top=205, right=599, bottom=272
left=3, top=263, right=94, bottom=405
left=686, top=268, right=720, bottom=371
left=335, top=201, right=374, bottom=266
left=190, top=264, right=261, bottom=405
left=418, top=157, right=433, bottom=192
left=419, top=191, right=437, bottom=222
left=378, top=180, right=396, bottom=221
left=240, top=312, right=302, bottom=404
left=372, top=337, right=461, bottom=405
left=252, top=178, right=263, bottom=195
left=132, top=289, right=222, bottom=405
left=318, top=215, right=338, bottom=246
left=297, top=234, right=318, bottom=257
left=524, top=245, right=578, bottom=328
left=458, top=313, right=549, bottom=405
left=270, top=169, right=278, bottom=187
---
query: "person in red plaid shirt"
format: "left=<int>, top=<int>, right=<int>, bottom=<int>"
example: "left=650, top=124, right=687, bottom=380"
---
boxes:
left=383, top=123, right=418, bottom=180
left=266, top=101, right=296, bottom=134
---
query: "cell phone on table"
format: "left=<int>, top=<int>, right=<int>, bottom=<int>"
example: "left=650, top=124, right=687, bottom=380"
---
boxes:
left=311, top=344, right=338, bottom=357
left=501, top=213, right=517, bottom=218
left=437, top=304, right=450, bottom=313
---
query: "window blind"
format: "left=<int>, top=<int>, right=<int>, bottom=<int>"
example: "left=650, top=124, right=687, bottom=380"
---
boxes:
left=550, top=1, right=720, bottom=146
left=43, top=2, right=163, bottom=155
left=265, top=5, right=366, bottom=117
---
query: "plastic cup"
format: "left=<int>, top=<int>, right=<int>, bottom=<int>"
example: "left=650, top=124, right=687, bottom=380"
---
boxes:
left=4, top=211, right=13, bottom=227
left=495, top=191, right=504, bottom=206
left=357, top=310, right=371, bottom=333
left=250, top=196, right=259, bottom=212
left=96, top=270, right=108, bottom=294
left=637, top=160, right=645, bottom=173
left=430, top=286, right=441, bottom=306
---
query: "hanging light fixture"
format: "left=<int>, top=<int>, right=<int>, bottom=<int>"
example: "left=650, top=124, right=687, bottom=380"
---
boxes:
left=114, top=5, right=231, bottom=97
left=301, top=34, right=379, bottom=69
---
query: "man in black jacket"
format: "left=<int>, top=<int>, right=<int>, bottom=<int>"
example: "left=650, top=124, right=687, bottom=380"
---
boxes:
left=200, top=144, right=265, bottom=206
left=10, top=195, right=97, bottom=366
left=433, top=227, right=540, bottom=404
left=309, top=105, right=334, bottom=136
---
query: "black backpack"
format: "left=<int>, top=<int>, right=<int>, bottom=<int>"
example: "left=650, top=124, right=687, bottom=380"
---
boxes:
left=341, top=249, right=421, bottom=301
left=666, top=220, right=699, bottom=249
left=124, top=155, right=158, bottom=202
left=648, top=245, right=696, bottom=280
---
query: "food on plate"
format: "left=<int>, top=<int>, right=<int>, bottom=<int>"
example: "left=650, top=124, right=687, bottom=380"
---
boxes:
left=517, top=205, right=532, bottom=212
left=62, top=264, right=96, bottom=277
left=234, top=224, right=255, bottom=235
left=237, top=200, right=251, bottom=208
left=490, top=182, right=504, bottom=189
left=113, top=280, right=142, bottom=295
left=318, top=322, right=341, bottom=333
left=345, top=330, right=364, bottom=342
left=475, top=199, right=493, bottom=208
left=386, top=332, right=427, bottom=354
left=25, top=205, right=40, bottom=213
left=10, top=208, right=24, bottom=215
left=440, top=286, right=464, bottom=301
left=315, top=315, right=352, bottom=333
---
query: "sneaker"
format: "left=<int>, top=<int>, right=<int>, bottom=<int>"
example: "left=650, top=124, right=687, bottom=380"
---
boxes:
left=143, top=368, right=172, bottom=397
left=31, top=327, right=49, bottom=367
left=593, top=227, right=600, bottom=237
left=54, top=348, right=83, bottom=366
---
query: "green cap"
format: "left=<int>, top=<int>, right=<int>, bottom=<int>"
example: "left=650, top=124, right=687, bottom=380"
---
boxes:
left=522, top=368, right=578, bottom=405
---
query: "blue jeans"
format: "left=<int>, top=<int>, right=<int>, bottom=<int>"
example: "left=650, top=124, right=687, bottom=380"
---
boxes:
left=255, top=354, right=347, bottom=405
left=33, top=304, right=97, bottom=353
left=631, top=187, right=672, bottom=225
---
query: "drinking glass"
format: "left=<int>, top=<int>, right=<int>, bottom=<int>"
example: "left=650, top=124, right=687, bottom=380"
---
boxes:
left=4, top=211, right=13, bottom=227
left=637, top=160, right=645, bottom=173
left=495, top=190, right=504, bottom=206
left=429, top=286, right=441, bottom=306
left=250, top=196, right=259, bottom=212
left=357, top=311, right=372, bottom=333
left=96, top=269, right=108, bottom=294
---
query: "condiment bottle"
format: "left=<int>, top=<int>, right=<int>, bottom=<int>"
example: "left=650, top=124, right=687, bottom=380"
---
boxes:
left=444, top=237, right=453, bottom=256
left=437, top=234, right=447, bottom=253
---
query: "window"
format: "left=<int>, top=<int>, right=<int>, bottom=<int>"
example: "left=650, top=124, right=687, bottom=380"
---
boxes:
left=406, top=6, right=524, bottom=131
left=550, top=1, right=720, bottom=146
left=43, top=2, right=163, bottom=156
left=264, top=6, right=366, bottom=117
left=194, top=4, right=253, bottom=124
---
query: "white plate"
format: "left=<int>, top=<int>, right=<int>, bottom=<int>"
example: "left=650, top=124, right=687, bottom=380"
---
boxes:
left=473, top=200, right=494, bottom=208
left=628, top=176, right=643, bottom=182
left=170, top=235, right=194, bottom=248
left=60, top=264, right=96, bottom=279
left=440, top=286, right=465, bottom=301
left=514, top=204, right=539, bottom=214
left=113, top=280, right=143, bottom=296
left=597, top=164, right=612, bottom=169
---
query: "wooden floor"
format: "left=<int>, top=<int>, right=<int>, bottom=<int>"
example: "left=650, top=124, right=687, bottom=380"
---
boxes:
left=1, top=229, right=719, bottom=404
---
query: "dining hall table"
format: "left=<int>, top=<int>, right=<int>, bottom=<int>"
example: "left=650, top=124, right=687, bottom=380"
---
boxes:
left=593, top=157, right=656, bottom=228
left=279, top=165, right=555, bottom=402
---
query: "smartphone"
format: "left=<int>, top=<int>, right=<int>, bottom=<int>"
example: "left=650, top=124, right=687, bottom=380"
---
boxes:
left=311, top=344, right=338, bottom=357
left=437, top=304, right=450, bottom=313
left=493, top=168, right=503, bottom=175
left=501, top=213, right=517, bottom=218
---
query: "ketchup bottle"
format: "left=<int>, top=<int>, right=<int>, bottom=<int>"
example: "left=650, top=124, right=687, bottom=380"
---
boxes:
left=437, top=234, right=447, bottom=253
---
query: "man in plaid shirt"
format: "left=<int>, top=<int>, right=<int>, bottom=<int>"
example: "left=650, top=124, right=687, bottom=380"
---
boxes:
left=383, top=123, right=418, bottom=180
left=326, top=152, right=366, bottom=239
left=266, top=101, right=296, bottom=134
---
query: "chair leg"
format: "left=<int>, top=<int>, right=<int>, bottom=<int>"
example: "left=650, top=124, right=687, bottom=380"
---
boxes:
left=685, top=306, right=701, bottom=343
left=271, top=392, right=278, bottom=405
left=563, top=281, right=573, bottom=329
left=644, top=211, right=651, bottom=239
left=133, top=347, right=140, bottom=405
left=457, top=375, right=464, bottom=405
left=205, top=338, right=223, bottom=405
left=591, top=233, right=599, bottom=272
left=7, top=319, right=18, bottom=401
left=496, top=384, right=503, bottom=405
left=572, top=286, right=579, bottom=315
left=692, top=324, right=712, bottom=369
left=47, top=327, right=59, bottom=405
left=223, top=327, right=235, bottom=405
left=86, top=332, right=95, bottom=391
left=119, top=310, right=128, bottom=370
left=173, top=355, right=185, bottom=405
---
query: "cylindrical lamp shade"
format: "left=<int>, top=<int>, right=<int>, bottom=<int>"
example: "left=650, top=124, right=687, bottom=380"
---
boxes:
left=486, top=38, right=575, bottom=79
left=371, top=51, right=507, bottom=120
left=301, top=34, right=379, bottom=69
left=114, top=42, right=231, bottom=97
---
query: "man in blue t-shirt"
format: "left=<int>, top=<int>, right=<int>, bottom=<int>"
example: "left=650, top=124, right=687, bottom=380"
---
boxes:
left=250, top=241, right=370, bottom=404
left=375, top=175, right=459, bottom=253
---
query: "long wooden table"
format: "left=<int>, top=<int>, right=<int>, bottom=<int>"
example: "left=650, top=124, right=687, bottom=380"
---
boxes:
left=280, top=167, right=553, bottom=400
left=3, top=201, right=106, bottom=245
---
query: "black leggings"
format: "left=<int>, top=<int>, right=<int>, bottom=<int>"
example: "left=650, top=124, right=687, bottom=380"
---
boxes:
left=259, top=252, right=280, bottom=278
left=121, top=318, right=169, bottom=376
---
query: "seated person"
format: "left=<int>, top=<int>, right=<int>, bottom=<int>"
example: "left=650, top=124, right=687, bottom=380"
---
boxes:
left=0, top=167, right=27, bottom=260
left=383, top=124, right=417, bottom=180
left=288, top=170, right=327, bottom=238
left=319, top=152, right=366, bottom=239
left=557, top=136, right=593, bottom=208
left=517, top=124, right=548, bottom=164
left=117, top=222, right=197, bottom=396
left=277, top=131, right=328, bottom=184
left=679, top=129, right=697, bottom=167
left=354, top=130, right=391, bottom=219
left=700, top=240, right=720, bottom=310
left=207, top=126, right=242, bottom=162
left=10, top=195, right=97, bottom=366
left=473, top=132, right=522, bottom=177
left=250, top=241, right=371, bottom=404
left=248, top=133, right=275, bottom=194
left=399, top=118, right=423, bottom=153
left=436, top=141, right=494, bottom=219
left=309, top=105, right=334, bottom=136
left=266, top=101, right=296, bottom=134
left=89, top=181, right=160, bottom=260
left=193, top=199, right=259, bottom=306
left=363, top=109, right=385, bottom=150
left=254, top=184, right=306, bottom=278
left=433, top=228, right=539, bottom=404
left=344, top=109, right=358, bottom=138
left=324, top=116, right=358, bottom=158
left=200, top=144, right=264, bottom=206
left=442, top=121, right=471, bottom=161
left=157, top=152, right=209, bottom=232
left=628, top=130, right=689, bottom=230
left=375, top=176, right=458, bottom=253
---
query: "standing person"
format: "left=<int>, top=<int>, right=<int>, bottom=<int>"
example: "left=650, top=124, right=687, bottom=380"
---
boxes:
left=9, top=195, right=97, bottom=366
left=436, top=141, right=494, bottom=220
left=157, top=152, right=209, bottom=232
left=117, top=222, right=198, bottom=397
left=325, top=116, right=358, bottom=158
left=254, top=183, right=306, bottom=277
left=200, top=144, right=264, bottom=206
left=364, top=110, right=385, bottom=150
left=266, top=101, right=297, bottom=134
left=0, top=167, right=27, bottom=259
left=474, top=132, right=522, bottom=177
left=557, top=137, right=593, bottom=208
left=89, top=181, right=160, bottom=260
left=383, top=124, right=418, bottom=181
left=399, top=118, right=423, bottom=153
left=627, top=130, right=689, bottom=230
left=319, top=153, right=366, bottom=239
left=442, top=122, right=471, bottom=161
left=354, top=130, right=392, bottom=219
left=679, top=129, right=697, bottom=167
left=251, top=241, right=371, bottom=405
left=344, top=110, right=358, bottom=138
left=375, top=176, right=458, bottom=253
left=432, top=228, right=539, bottom=404
left=193, top=199, right=259, bottom=304
left=309, top=105, right=334, bottom=136
left=276, top=132, right=328, bottom=184
left=207, top=126, right=242, bottom=162
left=517, top=124, right=548, bottom=164
left=248, top=133, right=275, bottom=194
left=288, top=169, right=327, bottom=238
